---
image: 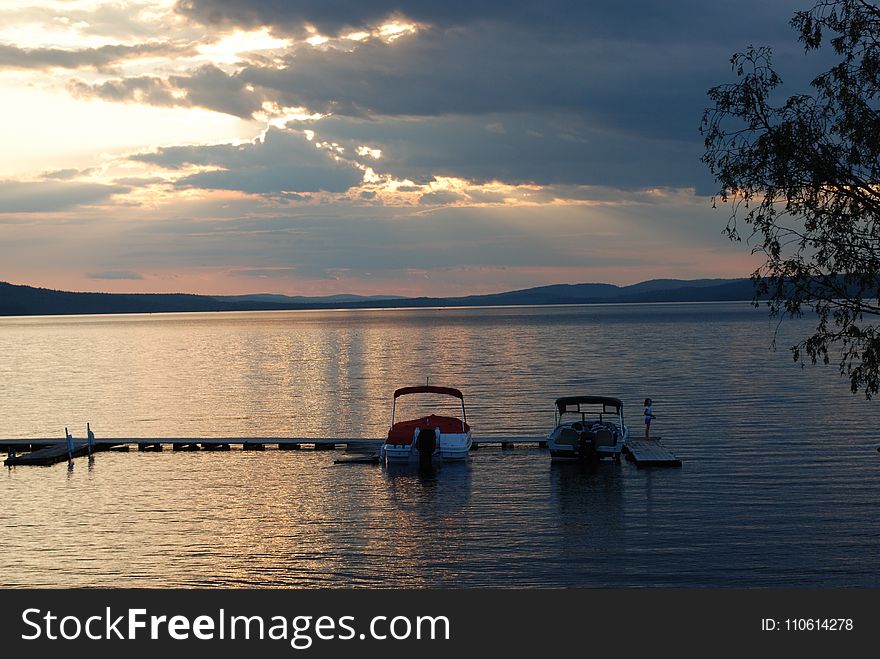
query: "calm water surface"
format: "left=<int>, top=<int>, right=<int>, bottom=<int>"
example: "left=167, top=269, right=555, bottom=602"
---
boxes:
left=1, top=303, right=879, bottom=587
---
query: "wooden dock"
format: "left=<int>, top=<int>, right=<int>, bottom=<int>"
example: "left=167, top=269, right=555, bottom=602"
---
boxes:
left=3, top=436, right=548, bottom=466
left=4, top=435, right=682, bottom=467
left=623, top=437, right=681, bottom=468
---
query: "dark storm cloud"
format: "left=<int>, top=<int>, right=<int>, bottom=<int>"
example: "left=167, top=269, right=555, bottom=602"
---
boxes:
left=131, top=128, right=363, bottom=194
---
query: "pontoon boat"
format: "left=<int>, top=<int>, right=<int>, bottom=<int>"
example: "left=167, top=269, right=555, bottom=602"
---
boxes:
left=380, top=385, right=472, bottom=464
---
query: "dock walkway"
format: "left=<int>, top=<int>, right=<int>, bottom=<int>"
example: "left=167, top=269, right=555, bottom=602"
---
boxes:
left=623, top=437, right=681, bottom=468
left=3, top=436, right=545, bottom=466
left=5, top=435, right=682, bottom=467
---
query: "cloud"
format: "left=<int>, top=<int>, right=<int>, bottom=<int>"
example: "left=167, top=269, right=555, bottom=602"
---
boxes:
left=0, top=182, right=757, bottom=295
left=0, top=181, right=129, bottom=213
left=75, top=2, right=806, bottom=125
left=176, top=0, right=801, bottom=43
left=68, top=64, right=262, bottom=118
left=74, top=31, right=712, bottom=189
left=0, top=1, right=811, bottom=294
left=229, top=267, right=297, bottom=278
left=111, top=176, right=168, bottom=186
left=419, top=190, right=467, bottom=205
left=238, top=26, right=596, bottom=119
left=318, top=113, right=710, bottom=191
left=57, top=1, right=813, bottom=194
left=42, top=167, right=98, bottom=181
left=0, top=42, right=196, bottom=71
left=87, top=270, right=144, bottom=280
left=68, top=75, right=184, bottom=108
left=179, top=64, right=264, bottom=118
left=131, top=127, right=363, bottom=194
left=1, top=2, right=184, bottom=41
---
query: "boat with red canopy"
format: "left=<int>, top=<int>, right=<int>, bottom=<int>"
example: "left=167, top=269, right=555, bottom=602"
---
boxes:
left=380, top=385, right=472, bottom=463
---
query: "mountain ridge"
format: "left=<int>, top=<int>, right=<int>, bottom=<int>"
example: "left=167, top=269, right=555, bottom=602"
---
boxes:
left=0, top=278, right=758, bottom=316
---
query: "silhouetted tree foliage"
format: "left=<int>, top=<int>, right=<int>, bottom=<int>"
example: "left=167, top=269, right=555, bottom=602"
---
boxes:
left=702, top=0, right=880, bottom=397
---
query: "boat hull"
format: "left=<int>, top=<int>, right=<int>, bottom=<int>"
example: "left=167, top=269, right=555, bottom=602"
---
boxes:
left=548, top=445, right=623, bottom=461
left=546, top=426, right=627, bottom=462
left=382, top=431, right=471, bottom=463
left=383, top=445, right=425, bottom=463
left=439, top=431, right=471, bottom=461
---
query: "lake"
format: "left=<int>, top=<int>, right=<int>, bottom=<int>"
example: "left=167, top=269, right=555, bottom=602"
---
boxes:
left=1, top=303, right=879, bottom=587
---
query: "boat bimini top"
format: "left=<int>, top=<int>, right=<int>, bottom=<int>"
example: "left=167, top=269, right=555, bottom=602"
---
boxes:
left=390, top=385, right=468, bottom=434
left=554, top=396, right=624, bottom=428
left=394, top=385, right=464, bottom=400
left=555, top=396, right=623, bottom=414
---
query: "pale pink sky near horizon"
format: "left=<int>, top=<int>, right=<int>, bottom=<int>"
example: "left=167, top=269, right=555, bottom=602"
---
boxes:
left=0, top=1, right=798, bottom=297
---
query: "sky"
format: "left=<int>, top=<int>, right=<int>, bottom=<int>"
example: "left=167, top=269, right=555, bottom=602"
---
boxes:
left=0, top=0, right=824, bottom=296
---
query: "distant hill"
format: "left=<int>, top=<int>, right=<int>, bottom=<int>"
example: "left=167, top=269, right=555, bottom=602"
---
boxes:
left=216, top=293, right=405, bottom=304
left=0, top=278, right=758, bottom=317
left=426, top=279, right=755, bottom=306
left=616, top=278, right=739, bottom=295
left=0, top=281, right=254, bottom=316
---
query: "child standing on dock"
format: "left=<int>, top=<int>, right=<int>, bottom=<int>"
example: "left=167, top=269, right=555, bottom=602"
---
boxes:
left=644, top=398, right=656, bottom=438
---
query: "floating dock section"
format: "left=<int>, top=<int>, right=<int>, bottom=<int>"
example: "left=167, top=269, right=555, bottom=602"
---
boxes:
left=3, top=441, right=94, bottom=466
left=623, top=437, right=682, bottom=468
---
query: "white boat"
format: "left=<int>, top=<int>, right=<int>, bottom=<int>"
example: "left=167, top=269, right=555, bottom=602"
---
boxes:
left=380, top=385, right=472, bottom=464
left=545, top=396, right=628, bottom=461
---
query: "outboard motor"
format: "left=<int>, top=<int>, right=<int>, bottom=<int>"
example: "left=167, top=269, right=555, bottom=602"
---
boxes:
left=416, top=427, right=436, bottom=466
left=578, top=430, right=597, bottom=460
